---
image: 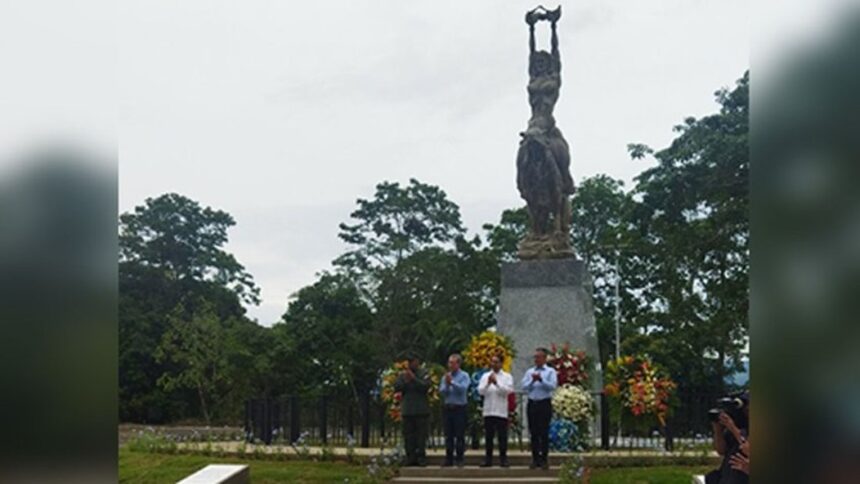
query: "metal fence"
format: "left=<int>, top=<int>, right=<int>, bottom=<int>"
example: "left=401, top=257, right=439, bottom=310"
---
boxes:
left=245, top=390, right=715, bottom=451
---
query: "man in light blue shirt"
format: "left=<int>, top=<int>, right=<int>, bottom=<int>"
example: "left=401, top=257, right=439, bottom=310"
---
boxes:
left=439, top=353, right=470, bottom=466
left=521, top=347, right=557, bottom=469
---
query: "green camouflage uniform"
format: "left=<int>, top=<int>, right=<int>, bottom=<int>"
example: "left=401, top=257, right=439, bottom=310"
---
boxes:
left=394, top=367, right=431, bottom=465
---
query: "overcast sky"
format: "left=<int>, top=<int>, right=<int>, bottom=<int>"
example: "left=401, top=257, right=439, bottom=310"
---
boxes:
left=118, top=0, right=748, bottom=325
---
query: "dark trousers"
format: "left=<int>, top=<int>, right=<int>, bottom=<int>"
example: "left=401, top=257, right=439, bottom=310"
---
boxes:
left=483, top=416, right=508, bottom=463
left=443, top=405, right=467, bottom=464
left=527, top=398, right=552, bottom=465
left=402, top=415, right=428, bottom=466
left=705, top=458, right=750, bottom=484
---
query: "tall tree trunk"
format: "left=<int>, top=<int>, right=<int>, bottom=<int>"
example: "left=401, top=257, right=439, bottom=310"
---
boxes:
left=717, top=344, right=726, bottom=395
left=717, top=252, right=728, bottom=394
left=197, top=382, right=211, bottom=425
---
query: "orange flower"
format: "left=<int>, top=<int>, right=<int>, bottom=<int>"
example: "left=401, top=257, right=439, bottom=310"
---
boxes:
left=604, top=354, right=676, bottom=425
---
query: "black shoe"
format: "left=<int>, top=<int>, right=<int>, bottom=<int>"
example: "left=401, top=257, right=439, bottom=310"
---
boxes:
left=500, top=459, right=510, bottom=468
left=529, top=461, right=539, bottom=469
left=541, top=461, right=550, bottom=470
left=480, top=461, right=492, bottom=468
left=455, top=460, right=465, bottom=468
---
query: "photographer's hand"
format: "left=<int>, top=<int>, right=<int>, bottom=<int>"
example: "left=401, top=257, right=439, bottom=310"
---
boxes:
left=729, top=452, right=750, bottom=475
left=718, top=411, right=744, bottom=444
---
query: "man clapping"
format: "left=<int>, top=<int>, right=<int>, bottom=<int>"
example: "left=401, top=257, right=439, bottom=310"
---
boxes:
left=439, top=353, right=470, bottom=467
left=394, top=353, right=431, bottom=467
left=521, top=347, right=558, bottom=470
left=477, top=354, right=514, bottom=468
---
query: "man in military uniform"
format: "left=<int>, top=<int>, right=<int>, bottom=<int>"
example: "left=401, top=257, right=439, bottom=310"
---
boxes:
left=394, top=353, right=431, bottom=466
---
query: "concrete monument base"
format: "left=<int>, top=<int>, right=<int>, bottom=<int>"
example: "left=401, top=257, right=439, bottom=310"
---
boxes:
left=497, top=258, right=603, bottom=436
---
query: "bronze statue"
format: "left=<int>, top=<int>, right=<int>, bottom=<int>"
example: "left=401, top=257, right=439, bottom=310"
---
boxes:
left=516, top=5, right=575, bottom=260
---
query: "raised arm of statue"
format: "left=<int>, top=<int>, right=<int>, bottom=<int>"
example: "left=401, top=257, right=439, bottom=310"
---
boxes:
left=551, top=21, right=559, bottom=60
left=529, top=23, right=536, bottom=54
left=525, top=5, right=542, bottom=56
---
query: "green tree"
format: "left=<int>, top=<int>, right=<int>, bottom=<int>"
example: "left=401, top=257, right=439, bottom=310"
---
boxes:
left=569, top=175, right=641, bottom=366
left=335, top=178, right=465, bottom=279
left=279, top=273, right=376, bottom=397
left=625, top=72, right=749, bottom=396
left=119, top=193, right=262, bottom=423
left=332, top=179, right=495, bottom=364
left=221, top=318, right=278, bottom=416
left=154, top=304, right=231, bottom=425
left=482, top=207, right=529, bottom=263
left=120, top=192, right=259, bottom=305
left=372, top=237, right=498, bottom=363
left=119, top=263, right=188, bottom=422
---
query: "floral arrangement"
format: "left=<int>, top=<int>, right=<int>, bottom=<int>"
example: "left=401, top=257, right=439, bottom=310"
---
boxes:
left=604, top=355, right=676, bottom=426
left=541, top=342, right=593, bottom=451
left=508, top=401, right=521, bottom=434
left=469, top=368, right=488, bottom=401
left=462, top=331, right=515, bottom=373
left=552, top=384, right=594, bottom=423
left=467, top=368, right=487, bottom=433
left=379, top=360, right=444, bottom=422
left=547, top=343, right=590, bottom=387
left=549, top=418, right=585, bottom=452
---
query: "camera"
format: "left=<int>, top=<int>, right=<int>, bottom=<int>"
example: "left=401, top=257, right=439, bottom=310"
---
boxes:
left=707, top=391, right=749, bottom=427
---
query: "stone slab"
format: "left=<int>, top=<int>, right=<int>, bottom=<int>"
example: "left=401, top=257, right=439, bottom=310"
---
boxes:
left=177, top=464, right=249, bottom=484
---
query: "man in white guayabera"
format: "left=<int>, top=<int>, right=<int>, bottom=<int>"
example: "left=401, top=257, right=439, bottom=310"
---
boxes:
left=477, top=354, right=514, bottom=468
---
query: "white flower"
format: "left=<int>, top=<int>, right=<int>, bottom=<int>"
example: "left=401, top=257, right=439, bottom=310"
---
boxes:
left=551, top=384, right=594, bottom=422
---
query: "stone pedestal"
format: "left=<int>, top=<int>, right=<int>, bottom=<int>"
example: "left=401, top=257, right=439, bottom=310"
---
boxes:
left=497, top=258, right=603, bottom=437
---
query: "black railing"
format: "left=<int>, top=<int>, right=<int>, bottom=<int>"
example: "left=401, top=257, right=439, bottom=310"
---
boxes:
left=245, top=390, right=714, bottom=451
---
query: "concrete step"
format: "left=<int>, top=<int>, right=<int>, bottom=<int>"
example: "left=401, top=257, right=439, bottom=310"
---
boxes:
left=422, top=455, right=566, bottom=466
left=400, top=465, right=559, bottom=478
left=392, top=478, right=558, bottom=484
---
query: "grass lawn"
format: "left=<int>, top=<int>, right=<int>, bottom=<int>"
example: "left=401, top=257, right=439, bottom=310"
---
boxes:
left=119, top=448, right=709, bottom=483
left=119, top=448, right=366, bottom=483
left=591, top=465, right=710, bottom=483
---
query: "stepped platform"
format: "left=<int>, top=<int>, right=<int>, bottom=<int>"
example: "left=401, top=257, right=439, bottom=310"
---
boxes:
left=395, top=462, right=562, bottom=483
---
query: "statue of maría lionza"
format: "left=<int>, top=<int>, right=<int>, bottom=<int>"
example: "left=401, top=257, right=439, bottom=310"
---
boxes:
left=516, top=5, right=575, bottom=260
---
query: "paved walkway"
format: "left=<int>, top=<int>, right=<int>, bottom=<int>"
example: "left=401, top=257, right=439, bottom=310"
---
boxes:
left=173, top=441, right=717, bottom=459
